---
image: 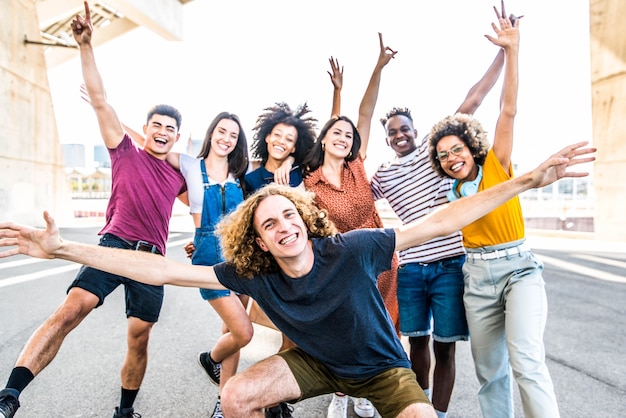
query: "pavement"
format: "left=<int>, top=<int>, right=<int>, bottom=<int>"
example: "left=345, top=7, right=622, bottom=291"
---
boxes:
left=52, top=214, right=625, bottom=417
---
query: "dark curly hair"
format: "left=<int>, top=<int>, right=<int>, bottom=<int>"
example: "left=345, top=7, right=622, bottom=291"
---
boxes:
left=249, top=102, right=317, bottom=166
left=303, top=115, right=361, bottom=174
left=428, top=113, right=490, bottom=177
left=380, top=107, right=413, bottom=128
left=216, top=184, right=337, bottom=278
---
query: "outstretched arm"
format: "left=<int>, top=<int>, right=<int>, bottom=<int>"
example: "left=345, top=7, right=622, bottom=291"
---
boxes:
left=72, top=1, right=124, bottom=149
left=356, top=33, right=397, bottom=159
left=0, top=212, right=226, bottom=290
left=487, top=8, right=520, bottom=173
left=395, top=141, right=596, bottom=251
left=328, top=56, right=343, bottom=117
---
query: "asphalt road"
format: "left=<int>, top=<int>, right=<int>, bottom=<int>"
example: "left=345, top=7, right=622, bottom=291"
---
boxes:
left=0, top=221, right=625, bottom=417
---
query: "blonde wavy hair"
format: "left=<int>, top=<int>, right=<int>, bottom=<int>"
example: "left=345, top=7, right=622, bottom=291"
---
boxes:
left=216, top=184, right=337, bottom=278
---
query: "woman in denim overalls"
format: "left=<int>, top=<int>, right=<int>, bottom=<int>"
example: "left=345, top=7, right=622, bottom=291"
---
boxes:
left=171, top=112, right=251, bottom=418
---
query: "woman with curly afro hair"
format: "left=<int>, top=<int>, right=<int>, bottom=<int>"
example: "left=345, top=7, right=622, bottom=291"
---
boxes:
left=428, top=13, right=560, bottom=418
left=244, top=102, right=317, bottom=194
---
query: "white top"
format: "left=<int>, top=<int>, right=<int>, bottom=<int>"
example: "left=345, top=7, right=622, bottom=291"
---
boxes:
left=179, top=153, right=237, bottom=214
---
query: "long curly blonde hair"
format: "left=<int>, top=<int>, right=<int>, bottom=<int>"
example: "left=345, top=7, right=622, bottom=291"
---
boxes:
left=216, top=184, right=337, bottom=278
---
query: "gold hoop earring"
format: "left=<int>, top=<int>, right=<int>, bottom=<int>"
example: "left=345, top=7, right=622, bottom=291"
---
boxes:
left=347, top=152, right=352, bottom=158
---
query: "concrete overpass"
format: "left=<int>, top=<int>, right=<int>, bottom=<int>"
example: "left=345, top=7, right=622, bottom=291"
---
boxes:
left=1, top=0, right=624, bottom=242
left=589, top=0, right=626, bottom=241
left=1, top=0, right=192, bottom=226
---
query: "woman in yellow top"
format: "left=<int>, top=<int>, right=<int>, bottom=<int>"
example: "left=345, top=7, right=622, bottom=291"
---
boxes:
left=428, top=12, right=559, bottom=418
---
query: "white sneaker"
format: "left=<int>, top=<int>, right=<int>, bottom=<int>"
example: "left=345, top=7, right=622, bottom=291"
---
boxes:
left=352, top=397, right=375, bottom=418
left=326, top=393, right=348, bottom=418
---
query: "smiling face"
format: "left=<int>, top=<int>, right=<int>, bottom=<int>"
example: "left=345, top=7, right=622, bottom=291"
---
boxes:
left=210, top=118, right=240, bottom=158
left=142, top=113, right=180, bottom=158
left=253, top=194, right=310, bottom=261
left=436, top=135, right=479, bottom=181
left=321, top=119, right=354, bottom=160
left=265, top=123, right=298, bottom=164
left=385, top=114, right=418, bottom=157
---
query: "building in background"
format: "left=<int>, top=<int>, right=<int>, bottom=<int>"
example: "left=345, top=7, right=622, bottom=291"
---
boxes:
left=93, top=145, right=111, bottom=168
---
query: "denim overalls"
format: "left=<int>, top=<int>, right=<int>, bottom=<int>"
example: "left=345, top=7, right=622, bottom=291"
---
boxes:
left=192, top=160, right=243, bottom=300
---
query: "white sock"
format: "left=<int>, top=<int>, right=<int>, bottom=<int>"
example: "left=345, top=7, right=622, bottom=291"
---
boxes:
left=435, top=410, right=447, bottom=418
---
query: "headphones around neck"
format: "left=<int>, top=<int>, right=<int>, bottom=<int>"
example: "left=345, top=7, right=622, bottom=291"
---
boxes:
left=446, top=165, right=483, bottom=202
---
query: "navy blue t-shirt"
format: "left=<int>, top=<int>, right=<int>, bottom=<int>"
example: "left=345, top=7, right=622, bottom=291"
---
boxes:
left=244, top=165, right=303, bottom=194
left=214, top=228, right=410, bottom=379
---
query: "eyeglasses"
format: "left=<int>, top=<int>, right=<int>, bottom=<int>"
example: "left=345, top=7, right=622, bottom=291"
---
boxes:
left=436, top=143, right=465, bottom=162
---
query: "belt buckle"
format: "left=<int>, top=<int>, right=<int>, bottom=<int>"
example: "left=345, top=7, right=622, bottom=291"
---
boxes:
left=136, top=240, right=156, bottom=253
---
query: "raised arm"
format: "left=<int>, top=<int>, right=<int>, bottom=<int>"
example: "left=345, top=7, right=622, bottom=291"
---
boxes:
left=72, top=1, right=124, bottom=149
left=394, top=142, right=595, bottom=251
left=356, top=33, right=397, bottom=159
left=0, top=212, right=226, bottom=290
left=328, top=56, right=343, bottom=118
left=122, top=123, right=146, bottom=147
left=455, top=49, right=504, bottom=115
left=455, top=1, right=522, bottom=115
left=487, top=9, right=520, bottom=172
left=80, top=83, right=144, bottom=147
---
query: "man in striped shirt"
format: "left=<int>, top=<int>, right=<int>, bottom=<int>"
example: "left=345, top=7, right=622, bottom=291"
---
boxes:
left=370, top=49, right=505, bottom=418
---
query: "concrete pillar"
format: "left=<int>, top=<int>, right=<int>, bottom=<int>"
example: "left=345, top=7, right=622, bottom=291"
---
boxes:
left=590, top=0, right=626, bottom=241
left=1, top=0, right=69, bottom=227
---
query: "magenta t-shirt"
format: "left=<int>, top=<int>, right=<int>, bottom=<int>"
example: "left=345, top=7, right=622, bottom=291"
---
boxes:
left=99, top=134, right=185, bottom=255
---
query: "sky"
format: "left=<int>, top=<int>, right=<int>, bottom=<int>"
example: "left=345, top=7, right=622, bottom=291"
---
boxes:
left=47, top=0, right=593, bottom=176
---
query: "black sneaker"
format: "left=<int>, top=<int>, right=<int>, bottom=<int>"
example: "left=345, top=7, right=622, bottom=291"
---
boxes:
left=280, top=402, right=295, bottom=418
left=112, top=406, right=141, bottom=418
left=197, top=351, right=221, bottom=386
left=0, top=389, right=19, bottom=418
left=210, top=398, right=224, bottom=418
left=264, top=405, right=283, bottom=418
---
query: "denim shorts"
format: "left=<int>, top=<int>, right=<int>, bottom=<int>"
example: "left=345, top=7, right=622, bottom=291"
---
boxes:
left=397, top=255, right=468, bottom=342
left=68, top=233, right=164, bottom=323
left=192, top=229, right=231, bottom=301
left=277, top=348, right=429, bottom=417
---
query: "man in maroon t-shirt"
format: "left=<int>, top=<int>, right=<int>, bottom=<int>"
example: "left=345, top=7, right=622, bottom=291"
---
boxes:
left=0, top=3, right=184, bottom=418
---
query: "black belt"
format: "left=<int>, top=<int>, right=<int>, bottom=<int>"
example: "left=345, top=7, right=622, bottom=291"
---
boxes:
left=107, top=234, right=161, bottom=254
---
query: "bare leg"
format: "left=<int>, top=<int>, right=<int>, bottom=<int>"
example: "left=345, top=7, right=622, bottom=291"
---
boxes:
left=121, top=316, right=154, bottom=389
left=432, top=341, right=456, bottom=413
left=208, top=294, right=253, bottom=392
left=16, top=288, right=98, bottom=375
left=221, top=355, right=300, bottom=418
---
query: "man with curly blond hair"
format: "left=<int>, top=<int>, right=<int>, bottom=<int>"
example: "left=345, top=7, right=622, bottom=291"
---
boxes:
left=0, top=143, right=596, bottom=417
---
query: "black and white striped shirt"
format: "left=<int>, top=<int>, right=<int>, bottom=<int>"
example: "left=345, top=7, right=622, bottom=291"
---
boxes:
left=371, top=138, right=465, bottom=264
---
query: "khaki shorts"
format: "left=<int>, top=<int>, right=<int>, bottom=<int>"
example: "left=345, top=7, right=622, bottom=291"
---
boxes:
left=277, top=348, right=430, bottom=418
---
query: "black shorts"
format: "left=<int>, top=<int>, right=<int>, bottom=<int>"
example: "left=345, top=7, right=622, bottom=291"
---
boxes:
left=67, top=233, right=164, bottom=322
